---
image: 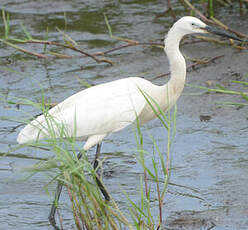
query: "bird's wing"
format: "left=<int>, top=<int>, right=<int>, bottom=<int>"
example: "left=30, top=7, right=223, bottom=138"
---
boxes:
left=56, top=77, right=150, bottom=137
left=17, top=77, right=151, bottom=144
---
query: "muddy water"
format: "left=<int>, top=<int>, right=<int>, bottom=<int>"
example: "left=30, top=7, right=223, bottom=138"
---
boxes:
left=0, top=1, right=248, bottom=230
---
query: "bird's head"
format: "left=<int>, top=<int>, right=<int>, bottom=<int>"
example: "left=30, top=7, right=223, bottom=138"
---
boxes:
left=172, top=16, right=243, bottom=41
left=173, top=16, right=207, bottom=35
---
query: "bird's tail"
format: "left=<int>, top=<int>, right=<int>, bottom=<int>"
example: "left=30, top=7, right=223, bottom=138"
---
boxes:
left=17, top=113, right=49, bottom=144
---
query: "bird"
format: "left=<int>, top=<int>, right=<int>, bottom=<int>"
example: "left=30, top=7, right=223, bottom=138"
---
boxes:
left=17, top=16, right=242, bottom=229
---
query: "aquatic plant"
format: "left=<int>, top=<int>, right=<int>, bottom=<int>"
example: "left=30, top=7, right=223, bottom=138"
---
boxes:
left=187, top=73, right=248, bottom=108
left=13, top=89, right=176, bottom=229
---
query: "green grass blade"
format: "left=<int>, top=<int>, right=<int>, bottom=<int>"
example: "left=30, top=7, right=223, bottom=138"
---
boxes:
left=2, top=9, right=10, bottom=39
left=232, top=80, right=248, bottom=86
left=21, top=24, right=32, bottom=40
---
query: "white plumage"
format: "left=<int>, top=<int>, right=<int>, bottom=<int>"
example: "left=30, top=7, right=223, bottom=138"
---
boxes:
left=17, top=77, right=173, bottom=150
left=18, top=16, right=232, bottom=151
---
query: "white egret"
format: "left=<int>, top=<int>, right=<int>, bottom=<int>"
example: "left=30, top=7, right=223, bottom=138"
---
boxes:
left=17, top=16, right=242, bottom=229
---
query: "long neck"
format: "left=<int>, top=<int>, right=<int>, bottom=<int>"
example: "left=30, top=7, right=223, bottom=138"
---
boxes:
left=138, top=28, right=187, bottom=124
left=165, top=28, right=186, bottom=85
left=161, top=27, right=186, bottom=107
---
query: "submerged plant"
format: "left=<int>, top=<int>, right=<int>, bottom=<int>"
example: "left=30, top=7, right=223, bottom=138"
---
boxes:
left=187, top=73, right=248, bottom=108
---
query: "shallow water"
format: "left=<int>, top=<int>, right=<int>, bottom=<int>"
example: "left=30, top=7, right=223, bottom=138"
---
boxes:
left=0, top=1, right=248, bottom=229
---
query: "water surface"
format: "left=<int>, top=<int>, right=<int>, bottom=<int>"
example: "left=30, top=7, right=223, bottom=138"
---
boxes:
left=0, top=1, right=248, bottom=229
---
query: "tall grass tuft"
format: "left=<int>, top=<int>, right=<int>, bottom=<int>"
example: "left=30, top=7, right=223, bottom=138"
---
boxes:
left=14, top=86, right=176, bottom=229
left=129, top=89, right=176, bottom=229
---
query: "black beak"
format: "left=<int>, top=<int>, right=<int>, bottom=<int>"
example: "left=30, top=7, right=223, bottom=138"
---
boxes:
left=203, top=26, right=244, bottom=42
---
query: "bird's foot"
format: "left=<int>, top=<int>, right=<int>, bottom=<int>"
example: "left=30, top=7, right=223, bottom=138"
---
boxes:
left=48, top=214, right=61, bottom=230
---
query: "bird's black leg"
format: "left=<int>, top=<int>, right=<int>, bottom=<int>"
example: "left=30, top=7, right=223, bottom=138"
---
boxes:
left=49, top=152, right=82, bottom=229
left=93, top=143, right=110, bottom=201
left=48, top=182, right=63, bottom=230
left=48, top=144, right=110, bottom=229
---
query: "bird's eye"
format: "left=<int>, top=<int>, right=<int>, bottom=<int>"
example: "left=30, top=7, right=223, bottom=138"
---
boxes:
left=191, top=23, right=195, bottom=26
